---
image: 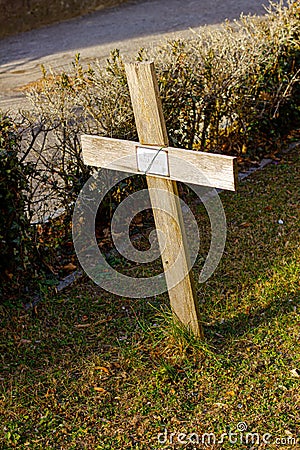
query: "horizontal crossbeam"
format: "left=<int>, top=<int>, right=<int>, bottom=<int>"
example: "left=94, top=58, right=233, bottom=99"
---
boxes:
left=81, top=135, right=238, bottom=191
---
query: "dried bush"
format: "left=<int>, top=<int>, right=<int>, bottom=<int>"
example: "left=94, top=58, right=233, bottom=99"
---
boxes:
left=154, top=0, right=300, bottom=155
left=15, top=1, right=299, bottom=222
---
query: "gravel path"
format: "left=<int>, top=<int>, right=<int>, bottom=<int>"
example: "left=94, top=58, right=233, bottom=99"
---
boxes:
left=0, top=0, right=276, bottom=111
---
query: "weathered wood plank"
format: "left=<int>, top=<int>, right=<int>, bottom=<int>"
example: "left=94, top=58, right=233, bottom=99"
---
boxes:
left=125, top=61, right=203, bottom=337
left=147, top=178, right=203, bottom=336
left=81, top=135, right=238, bottom=191
left=125, top=62, right=169, bottom=147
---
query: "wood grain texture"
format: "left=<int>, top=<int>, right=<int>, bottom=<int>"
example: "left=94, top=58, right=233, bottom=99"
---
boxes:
left=147, top=178, right=203, bottom=336
left=125, top=62, right=168, bottom=147
left=81, top=135, right=238, bottom=191
left=125, top=62, right=203, bottom=337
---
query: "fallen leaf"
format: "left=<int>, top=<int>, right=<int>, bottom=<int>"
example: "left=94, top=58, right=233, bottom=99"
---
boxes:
left=94, top=387, right=107, bottom=393
left=75, top=323, right=91, bottom=328
left=240, top=222, right=251, bottom=228
left=226, top=391, right=235, bottom=397
left=63, top=262, right=77, bottom=271
left=94, top=366, right=110, bottom=374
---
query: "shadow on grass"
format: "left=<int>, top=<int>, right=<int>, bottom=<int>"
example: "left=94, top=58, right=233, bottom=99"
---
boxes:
left=206, top=288, right=299, bottom=346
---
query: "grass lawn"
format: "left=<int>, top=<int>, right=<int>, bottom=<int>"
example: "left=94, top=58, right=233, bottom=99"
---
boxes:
left=0, top=145, right=299, bottom=449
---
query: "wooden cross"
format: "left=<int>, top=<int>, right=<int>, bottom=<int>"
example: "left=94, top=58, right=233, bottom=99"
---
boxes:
left=81, top=62, right=237, bottom=338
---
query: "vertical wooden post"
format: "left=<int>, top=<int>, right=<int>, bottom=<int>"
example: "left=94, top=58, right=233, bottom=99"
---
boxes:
left=125, top=62, right=203, bottom=337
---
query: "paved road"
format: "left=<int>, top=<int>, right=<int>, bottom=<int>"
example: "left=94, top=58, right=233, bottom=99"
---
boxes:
left=0, top=0, right=275, bottom=111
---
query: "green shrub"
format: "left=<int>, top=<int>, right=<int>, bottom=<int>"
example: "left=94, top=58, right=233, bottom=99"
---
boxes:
left=0, top=114, right=34, bottom=299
